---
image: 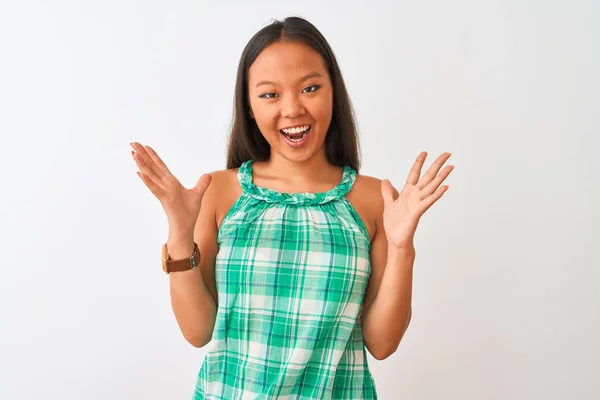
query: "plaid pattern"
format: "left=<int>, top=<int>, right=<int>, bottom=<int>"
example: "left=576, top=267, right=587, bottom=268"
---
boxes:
left=194, top=160, right=377, bottom=399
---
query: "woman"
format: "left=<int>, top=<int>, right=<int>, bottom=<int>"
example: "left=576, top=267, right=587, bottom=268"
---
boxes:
left=131, top=16, right=453, bottom=400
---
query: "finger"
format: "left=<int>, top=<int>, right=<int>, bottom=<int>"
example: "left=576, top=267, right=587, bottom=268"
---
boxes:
left=131, top=142, right=164, bottom=181
left=144, top=145, right=172, bottom=176
left=130, top=143, right=154, bottom=174
left=137, top=171, right=166, bottom=198
left=421, top=164, right=454, bottom=198
left=406, top=152, right=427, bottom=186
left=418, top=152, right=451, bottom=188
left=381, top=179, right=396, bottom=207
left=421, top=185, right=449, bottom=213
left=193, top=174, right=212, bottom=197
left=132, top=149, right=161, bottom=184
left=391, top=185, right=400, bottom=200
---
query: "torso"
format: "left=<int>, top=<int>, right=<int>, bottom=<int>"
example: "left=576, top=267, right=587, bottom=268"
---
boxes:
left=196, top=160, right=380, bottom=399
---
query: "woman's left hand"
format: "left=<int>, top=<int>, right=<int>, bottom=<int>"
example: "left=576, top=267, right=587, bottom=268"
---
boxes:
left=381, top=152, right=454, bottom=250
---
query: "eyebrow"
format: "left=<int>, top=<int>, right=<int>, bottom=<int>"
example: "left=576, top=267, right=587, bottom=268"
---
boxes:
left=255, top=72, right=323, bottom=88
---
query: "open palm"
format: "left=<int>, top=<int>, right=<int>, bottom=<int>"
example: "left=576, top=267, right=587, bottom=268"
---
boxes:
left=131, top=142, right=211, bottom=233
left=381, top=152, right=454, bottom=249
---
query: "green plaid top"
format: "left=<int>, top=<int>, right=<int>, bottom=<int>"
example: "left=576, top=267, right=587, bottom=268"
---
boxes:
left=194, top=160, right=377, bottom=399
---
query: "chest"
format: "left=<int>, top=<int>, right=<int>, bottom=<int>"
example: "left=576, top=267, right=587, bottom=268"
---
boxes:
left=215, top=204, right=371, bottom=309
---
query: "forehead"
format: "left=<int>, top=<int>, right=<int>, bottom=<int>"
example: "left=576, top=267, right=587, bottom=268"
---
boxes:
left=248, top=40, right=328, bottom=84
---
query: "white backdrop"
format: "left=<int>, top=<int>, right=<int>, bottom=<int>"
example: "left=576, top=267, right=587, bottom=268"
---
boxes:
left=1, top=0, right=598, bottom=399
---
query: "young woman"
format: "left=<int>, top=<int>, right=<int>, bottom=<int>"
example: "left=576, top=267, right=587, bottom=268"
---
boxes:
left=131, top=16, right=453, bottom=400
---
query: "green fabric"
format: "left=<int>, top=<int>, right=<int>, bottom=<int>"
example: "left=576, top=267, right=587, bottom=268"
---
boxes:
left=194, top=160, right=377, bottom=399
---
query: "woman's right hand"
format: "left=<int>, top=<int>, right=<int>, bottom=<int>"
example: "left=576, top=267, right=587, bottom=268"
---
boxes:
left=130, top=142, right=212, bottom=236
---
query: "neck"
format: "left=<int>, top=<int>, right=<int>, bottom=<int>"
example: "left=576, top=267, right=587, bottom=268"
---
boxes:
left=261, top=151, right=336, bottom=182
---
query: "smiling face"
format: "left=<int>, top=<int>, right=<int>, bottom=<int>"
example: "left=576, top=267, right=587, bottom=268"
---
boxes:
left=247, top=39, right=334, bottom=165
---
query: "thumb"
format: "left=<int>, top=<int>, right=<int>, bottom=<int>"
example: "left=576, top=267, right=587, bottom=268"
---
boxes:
left=193, top=174, right=212, bottom=198
left=381, top=179, right=395, bottom=207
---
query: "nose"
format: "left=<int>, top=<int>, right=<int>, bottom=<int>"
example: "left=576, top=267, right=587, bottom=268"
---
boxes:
left=280, top=93, right=305, bottom=119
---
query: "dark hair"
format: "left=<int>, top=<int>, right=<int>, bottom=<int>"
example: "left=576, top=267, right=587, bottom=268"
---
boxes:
left=225, top=16, right=361, bottom=172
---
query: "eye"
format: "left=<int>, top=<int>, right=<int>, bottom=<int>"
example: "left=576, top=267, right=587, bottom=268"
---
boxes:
left=302, top=85, right=321, bottom=93
left=259, top=93, right=279, bottom=99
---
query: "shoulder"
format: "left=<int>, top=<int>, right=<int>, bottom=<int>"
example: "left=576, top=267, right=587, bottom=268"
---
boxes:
left=206, top=168, right=240, bottom=191
left=203, top=168, right=243, bottom=227
left=350, top=173, right=384, bottom=211
left=346, top=173, right=384, bottom=241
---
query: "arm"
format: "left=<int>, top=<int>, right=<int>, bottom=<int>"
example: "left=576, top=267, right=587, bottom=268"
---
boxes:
left=168, top=174, right=220, bottom=348
left=361, top=212, right=414, bottom=360
left=361, top=151, right=453, bottom=360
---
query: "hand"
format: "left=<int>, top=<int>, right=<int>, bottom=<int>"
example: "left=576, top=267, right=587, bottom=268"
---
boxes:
left=130, top=142, right=212, bottom=235
left=381, top=152, right=454, bottom=249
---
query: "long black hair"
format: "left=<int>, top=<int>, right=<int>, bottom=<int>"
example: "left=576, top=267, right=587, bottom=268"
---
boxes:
left=225, top=16, right=361, bottom=171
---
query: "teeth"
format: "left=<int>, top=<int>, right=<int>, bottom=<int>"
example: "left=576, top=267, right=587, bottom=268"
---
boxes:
left=281, top=125, right=310, bottom=134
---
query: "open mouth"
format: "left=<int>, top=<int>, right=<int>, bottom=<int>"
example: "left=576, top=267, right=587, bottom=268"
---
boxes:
left=280, top=125, right=311, bottom=142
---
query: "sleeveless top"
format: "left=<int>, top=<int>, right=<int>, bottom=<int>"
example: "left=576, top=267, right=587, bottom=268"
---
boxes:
left=194, top=160, right=378, bottom=399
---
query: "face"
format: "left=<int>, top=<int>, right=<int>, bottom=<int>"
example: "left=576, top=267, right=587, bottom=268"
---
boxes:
left=247, top=40, right=334, bottom=164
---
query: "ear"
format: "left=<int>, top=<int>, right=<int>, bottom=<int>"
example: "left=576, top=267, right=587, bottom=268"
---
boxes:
left=249, top=109, right=254, bottom=119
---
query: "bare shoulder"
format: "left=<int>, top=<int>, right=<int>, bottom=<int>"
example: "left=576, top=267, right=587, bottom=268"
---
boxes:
left=206, top=168, right=239, bottom=191
left=347, top=173, right=384, bottom=241
left=203, top=168, right=242, bottom=228
left=353, top=174, right=383, bottom=200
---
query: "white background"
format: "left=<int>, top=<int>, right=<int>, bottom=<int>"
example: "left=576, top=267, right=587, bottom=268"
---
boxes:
left=1, top=0, right=598, bottom=399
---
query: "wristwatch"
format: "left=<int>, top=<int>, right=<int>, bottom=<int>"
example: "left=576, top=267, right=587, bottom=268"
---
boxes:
left=161, top=242, right=200, bottom=274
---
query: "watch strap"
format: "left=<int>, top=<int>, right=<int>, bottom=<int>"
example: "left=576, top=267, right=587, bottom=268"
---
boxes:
left=162, top=242, right=200, bottom=274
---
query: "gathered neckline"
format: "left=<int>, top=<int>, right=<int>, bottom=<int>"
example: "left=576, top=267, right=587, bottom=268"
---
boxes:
left=237, top=160, right=357, bottom=206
